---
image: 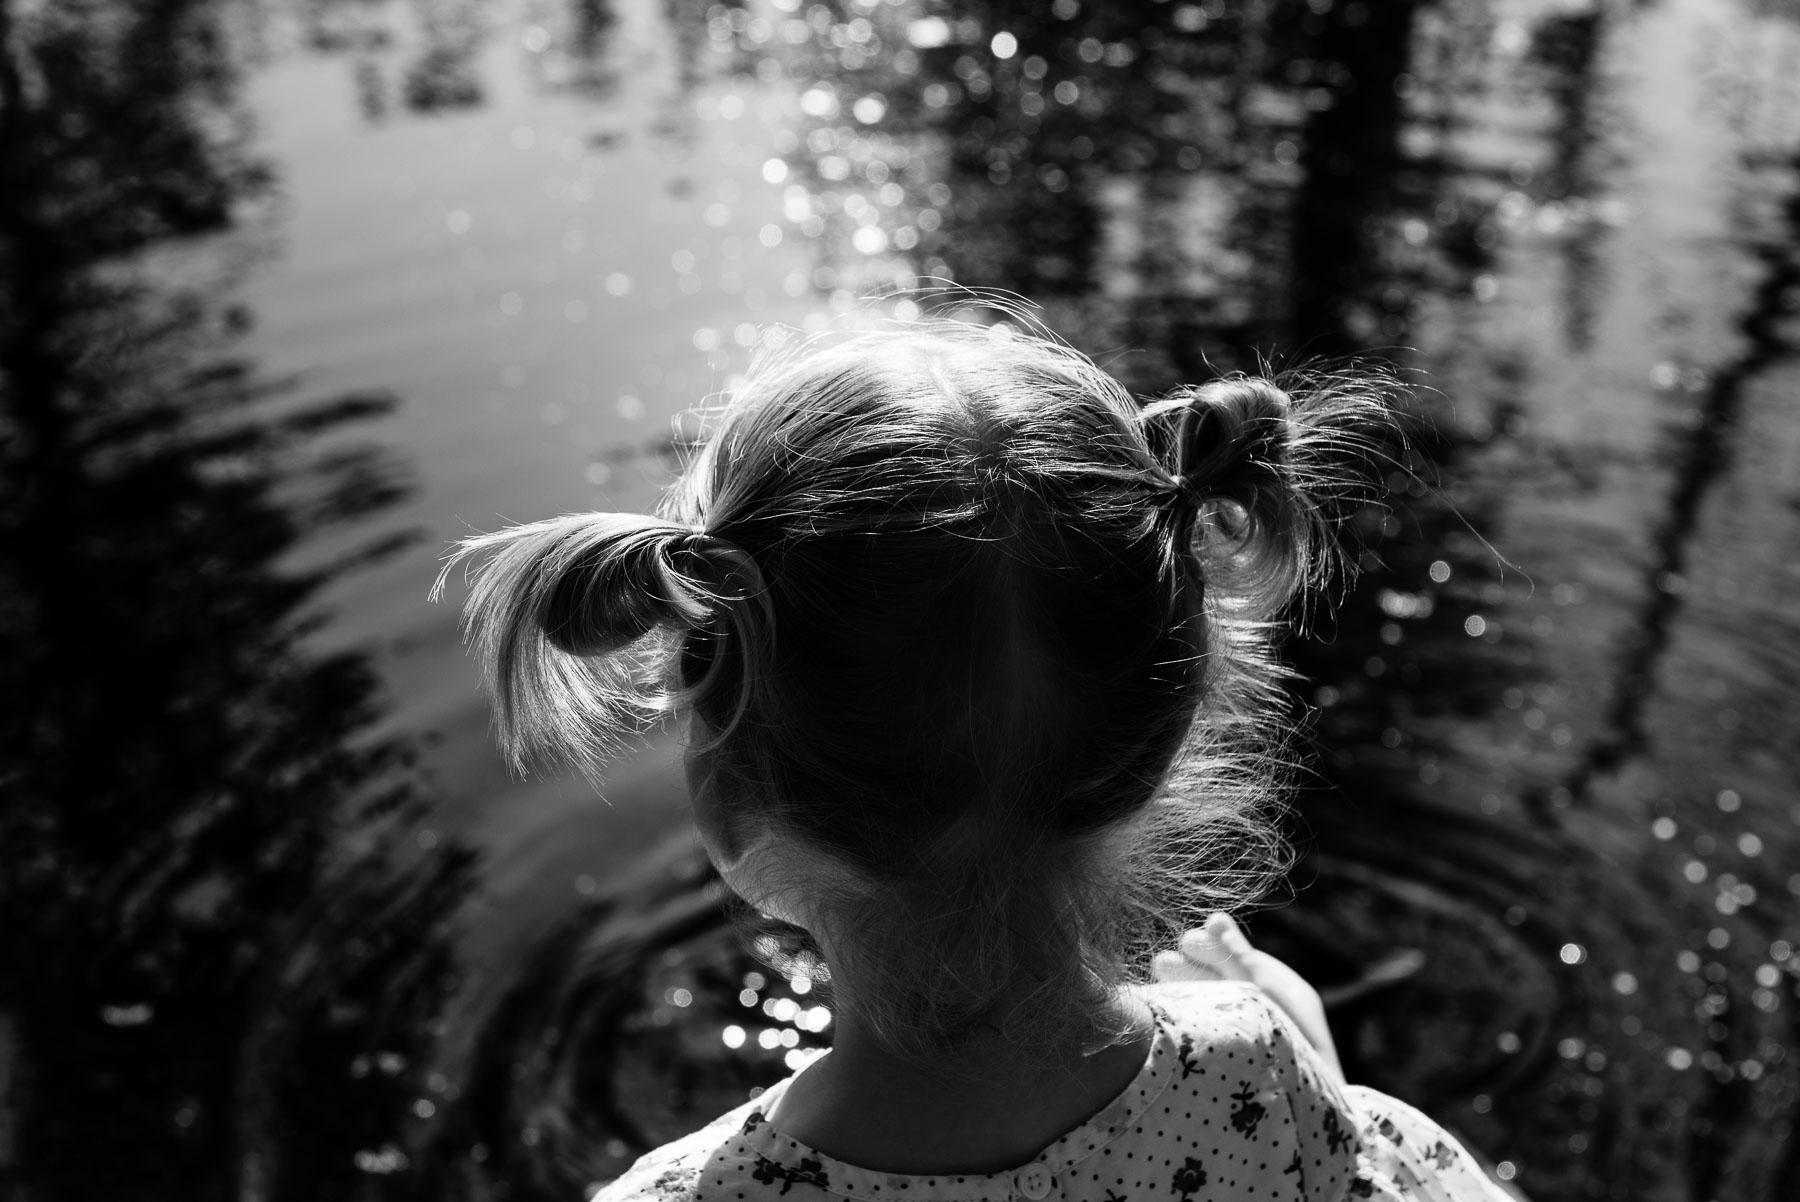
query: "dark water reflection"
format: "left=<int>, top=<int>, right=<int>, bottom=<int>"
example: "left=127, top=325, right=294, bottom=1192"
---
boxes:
left=0, top=4, right=472, bottom=1200
left=7, top=1, right=1800, bottom=1201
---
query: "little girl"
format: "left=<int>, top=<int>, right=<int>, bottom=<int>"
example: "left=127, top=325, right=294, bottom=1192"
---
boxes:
left=444, top=316, right=1512, bottom=1202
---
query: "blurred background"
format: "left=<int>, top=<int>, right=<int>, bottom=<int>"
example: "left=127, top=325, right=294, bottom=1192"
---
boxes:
left=2, top=0, right=1798, bottom=1199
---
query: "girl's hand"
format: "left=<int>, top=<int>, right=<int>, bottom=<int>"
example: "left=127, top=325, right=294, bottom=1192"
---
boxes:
left=1151, top=912, right=1347, bottom=1085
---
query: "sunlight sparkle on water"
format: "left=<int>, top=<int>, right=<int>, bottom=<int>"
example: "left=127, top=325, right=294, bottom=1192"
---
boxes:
left=799, top=85, right=838, bottom=119
left=355, top=1144, right=409, bottom=1174
left=907, top=17, right=951, bottom=49
left=784, top=1047, right=826, bottom=1071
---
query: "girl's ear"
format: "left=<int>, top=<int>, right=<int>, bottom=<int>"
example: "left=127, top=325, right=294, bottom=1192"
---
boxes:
left=684, top=739, right=755, bottom=878
left=685, top=754, right=827, bottom=933
left=683, top=743, right=735, bottom=858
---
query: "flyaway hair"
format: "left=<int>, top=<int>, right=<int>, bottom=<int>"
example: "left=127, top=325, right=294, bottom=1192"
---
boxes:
left=438, top=313, right=1404, bottom=1063
left=434, top=513, right=769, bottom=780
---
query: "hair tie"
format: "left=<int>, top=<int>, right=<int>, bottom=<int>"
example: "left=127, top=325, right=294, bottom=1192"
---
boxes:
left=1170, top=379, right=1292, bottom=503
left=673, top=529, right=763, bottom=605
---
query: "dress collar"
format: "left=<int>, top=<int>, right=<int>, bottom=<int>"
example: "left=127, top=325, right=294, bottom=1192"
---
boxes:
left=724, top=999, right=1181, bottom=1202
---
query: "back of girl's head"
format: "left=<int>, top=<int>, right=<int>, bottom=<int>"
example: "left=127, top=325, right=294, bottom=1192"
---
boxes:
left=441, top=315, right=1397, bottom=1060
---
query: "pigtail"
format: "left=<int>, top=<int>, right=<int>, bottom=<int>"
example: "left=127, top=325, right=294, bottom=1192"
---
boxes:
left=1136, top=368, right=1400, bottom=905
left=1144, top=368, right=1397, bottom=621
left=432, top=512, right=766, bottom=780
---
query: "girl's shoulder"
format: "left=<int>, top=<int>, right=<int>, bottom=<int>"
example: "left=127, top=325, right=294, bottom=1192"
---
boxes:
left=1138, top=980, right=1515, bottom=1202
left=1135, top=979, right=1365, bottom=1199
left=1137, top=977, right=1284, bottom=1039
left=1136, top=977, right=1339, bottom=1109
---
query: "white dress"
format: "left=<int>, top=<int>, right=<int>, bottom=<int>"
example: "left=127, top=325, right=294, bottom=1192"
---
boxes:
left=598, top=980, right=1514, bottom=1202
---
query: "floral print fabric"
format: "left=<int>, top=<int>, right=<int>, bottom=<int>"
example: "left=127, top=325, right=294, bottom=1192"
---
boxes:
left=599, top=980, right=1512, bottom=1202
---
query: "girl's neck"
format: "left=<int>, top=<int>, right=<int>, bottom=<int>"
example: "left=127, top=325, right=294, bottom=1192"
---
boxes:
left=761, top=988, right=1156, bottom=1176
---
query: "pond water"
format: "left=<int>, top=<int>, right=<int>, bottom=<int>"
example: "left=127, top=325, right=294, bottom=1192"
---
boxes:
left=4, top=0, right=1800, bottom=1200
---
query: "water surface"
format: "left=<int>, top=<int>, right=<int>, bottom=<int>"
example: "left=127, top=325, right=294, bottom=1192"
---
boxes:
left=4, top=1, right=1799, bottom=1200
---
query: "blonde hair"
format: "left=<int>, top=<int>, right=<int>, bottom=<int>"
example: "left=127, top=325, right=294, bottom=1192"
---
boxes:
left=439, top=315, right=1396, bottom=1061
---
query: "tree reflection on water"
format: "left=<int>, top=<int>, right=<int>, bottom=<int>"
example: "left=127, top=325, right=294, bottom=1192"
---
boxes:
left=0, top=4, right=471, bottom=1200
left=8, top=2, right=1800, bottom=1202
left=421, top=3, right=1800, bottom=1201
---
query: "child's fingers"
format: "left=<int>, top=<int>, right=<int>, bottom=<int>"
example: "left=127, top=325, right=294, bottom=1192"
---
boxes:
left=1151, top=949, right=1219, bottom=983
left=1213, top=912, right=1256, bottom=958
left=1168, top=914, right=1345, bottom=1085
left=1178, top=926, right=1228, bottom=967
left=1179, top=913, right=1257, bottom=982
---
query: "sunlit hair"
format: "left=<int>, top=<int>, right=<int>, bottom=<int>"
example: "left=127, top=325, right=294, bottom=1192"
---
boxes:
left=438, top=312, right=1399, bottom=1062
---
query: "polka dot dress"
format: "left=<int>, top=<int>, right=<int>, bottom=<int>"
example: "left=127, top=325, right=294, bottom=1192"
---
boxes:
left=599, top=981, right=1512, bottom=1202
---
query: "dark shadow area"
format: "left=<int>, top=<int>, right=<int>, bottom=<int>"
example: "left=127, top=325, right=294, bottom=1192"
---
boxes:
left=0, top=4, right=473, bottom=1199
